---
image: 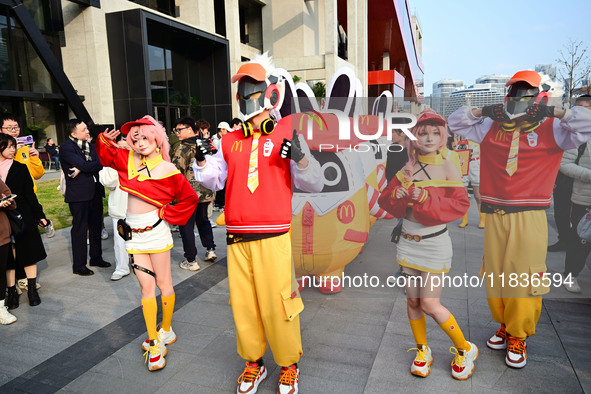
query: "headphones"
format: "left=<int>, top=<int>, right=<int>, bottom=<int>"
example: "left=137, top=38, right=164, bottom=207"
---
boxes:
left=240, top=118, right=275, bottom=138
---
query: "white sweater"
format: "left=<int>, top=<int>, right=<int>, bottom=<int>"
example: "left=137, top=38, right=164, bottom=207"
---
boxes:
left=560, top=141, right=591, bottom=206
left=98, top=167, right=128, bottom=219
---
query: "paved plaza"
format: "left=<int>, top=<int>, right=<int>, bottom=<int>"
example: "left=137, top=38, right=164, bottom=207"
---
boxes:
left=1, top=201, right=590, bottom=393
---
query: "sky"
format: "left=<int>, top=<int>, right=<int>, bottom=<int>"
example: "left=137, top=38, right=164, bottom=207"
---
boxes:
left=408, top=0, right=591, bottom=96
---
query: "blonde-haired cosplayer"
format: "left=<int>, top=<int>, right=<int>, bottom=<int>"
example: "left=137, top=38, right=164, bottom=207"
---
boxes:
left=96, top=115, right=199, bottom=371
left=379, top=109, right=478, bottom=380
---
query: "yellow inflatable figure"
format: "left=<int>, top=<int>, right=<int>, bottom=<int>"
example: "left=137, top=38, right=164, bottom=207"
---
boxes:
left=289, top=111, right=392, bottom=293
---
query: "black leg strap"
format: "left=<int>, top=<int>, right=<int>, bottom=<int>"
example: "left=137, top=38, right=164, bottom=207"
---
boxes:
left=129, top=255, right=156, bottom=277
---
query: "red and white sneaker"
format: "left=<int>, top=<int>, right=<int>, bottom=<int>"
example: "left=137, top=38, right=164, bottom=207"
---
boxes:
left=143, top=339, right=166, bottom=371
left=487, top=324, right=508, bottom=350
left=278, top=364, right=299, bottom=394
left=237, top=360, right=267, bottom=394
left=408, top=345, right=433, bottom=377
left=505, top=336, right=527, bottom=368
left=450, top=341, right=478, bottom=380
left=141, top=326, right=176, bottom=352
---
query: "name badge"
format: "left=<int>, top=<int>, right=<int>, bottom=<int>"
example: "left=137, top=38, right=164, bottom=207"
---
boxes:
left=527, top=131, right=538, bottom=147
left=263, top=140, right=274, bottom=157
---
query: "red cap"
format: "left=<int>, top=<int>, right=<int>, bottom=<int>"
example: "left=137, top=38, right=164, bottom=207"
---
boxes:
left=416, top=109, right=446, bottom=126
left=506, top=70, right=541, bottom=87
left=231, top=62, right=267, bottom=83
left=120, top=117, right=156, bottom=135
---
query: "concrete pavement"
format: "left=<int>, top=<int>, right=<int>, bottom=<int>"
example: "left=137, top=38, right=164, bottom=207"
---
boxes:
left=1, top=202, right=590, bottom=393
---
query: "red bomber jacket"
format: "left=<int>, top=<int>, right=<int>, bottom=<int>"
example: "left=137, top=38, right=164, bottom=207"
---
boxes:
left=95, top=133, right=198, bottom=225
left=378, top=172, right=470, bottom=226
left=221, top=124, right=292, bottom=233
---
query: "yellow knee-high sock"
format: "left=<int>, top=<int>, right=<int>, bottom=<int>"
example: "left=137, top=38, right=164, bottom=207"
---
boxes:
left=409, top=316, right=427, bottom=346
left=141, top=297, right=158, bottom=341
left=161, top=293, right=175, bottom=331
left=438, top=314, right=469, bottom=351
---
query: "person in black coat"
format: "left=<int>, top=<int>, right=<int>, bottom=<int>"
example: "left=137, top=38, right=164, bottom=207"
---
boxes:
left=59, top=119, right=109, bottom=276
left=0, top=134, right=48, bottom=308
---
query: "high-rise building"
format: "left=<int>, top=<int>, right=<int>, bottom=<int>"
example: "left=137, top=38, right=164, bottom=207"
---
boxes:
left=431, top=79, right=464, bottom=114
left=475, top=74, right=510, bottom=94
left=445, top=83, right=506, bottom=116
left=0, top=0, right=424, bottom=143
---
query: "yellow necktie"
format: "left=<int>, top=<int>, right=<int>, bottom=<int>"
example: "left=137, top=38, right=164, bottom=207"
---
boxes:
left=505, top=130, right=520, bottom=176
left=247, top=133, right=260, bottom=193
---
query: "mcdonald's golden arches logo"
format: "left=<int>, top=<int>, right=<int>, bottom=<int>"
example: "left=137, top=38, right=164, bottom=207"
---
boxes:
left=231, top=140, right=243, bottom=153
left=337, top=201, right=355, bottom=224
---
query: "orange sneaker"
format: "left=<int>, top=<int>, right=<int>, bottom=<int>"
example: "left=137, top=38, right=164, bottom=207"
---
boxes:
left=487, top=324, right=507, bottom=350
left=237, top=360, right=267, bottom=394
left=278, top=364, right=299, bottom=394
left=505, top=336, right=527, bottom=368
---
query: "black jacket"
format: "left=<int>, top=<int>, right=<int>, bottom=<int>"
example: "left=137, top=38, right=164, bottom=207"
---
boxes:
left=5, top=161, right=47, bottom=265
left=59, top=138, right=104, bottom=203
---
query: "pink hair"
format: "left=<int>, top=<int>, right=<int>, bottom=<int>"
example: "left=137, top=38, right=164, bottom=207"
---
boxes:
left=126, top=115, right=171, bottom=161
left=402, top=122, right=449, bottom=181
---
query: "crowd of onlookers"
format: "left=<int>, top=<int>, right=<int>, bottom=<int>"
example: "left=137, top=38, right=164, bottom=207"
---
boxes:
left=0, top=113, right=241, bottom=325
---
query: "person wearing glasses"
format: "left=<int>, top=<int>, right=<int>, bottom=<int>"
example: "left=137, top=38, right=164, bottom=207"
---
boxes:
left=171, top=117, right=217, bottom=270
left=0, top=114, right=44, bottom=192
left=378, top=110, right=475, bottom=380
left=0, top=114, right=53, bottom=295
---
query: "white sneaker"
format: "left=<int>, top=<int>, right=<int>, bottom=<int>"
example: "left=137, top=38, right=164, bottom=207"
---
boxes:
left=101, top=228, right=108, bottom=240
left=408, top=345, right=433, bottom=377
left=0, top=300, right=17, bottom=325
left=142, top=326, right=177, bottom=352
left=110, top=272, right=129, bottom=281
left=237, top=361, right=267, bottom=394
left=44, top=221, right=55, bottom=238
left=450, top=341, right=478, bottom=380
left=205, top=249, right=217, bottom=261
left=505, top=337, right=527, bottom=368
left=143, top=339, right=166, bottom=371
left=487, top=324, right=508, bottom=350
left=211, top=222, right=217, bottom=228
left=563, top=277, right=581, bottom=293
left=179, top=259, right=201, bottom=271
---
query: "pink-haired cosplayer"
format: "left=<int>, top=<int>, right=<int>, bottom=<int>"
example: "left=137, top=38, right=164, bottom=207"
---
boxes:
left=96, top=116, right=199, bottom=372
left=378, top=110, right=477, bottom=380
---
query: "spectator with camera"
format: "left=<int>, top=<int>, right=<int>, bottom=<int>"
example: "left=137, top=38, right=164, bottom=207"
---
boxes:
left=0, top=114, right=53, bottom=295
left=171, top=117, right=217, bottom=270
left=0, top=134, right=49, bottom=309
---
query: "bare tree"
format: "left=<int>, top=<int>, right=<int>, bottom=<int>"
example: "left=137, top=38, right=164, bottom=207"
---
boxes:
left=556, top=39, right=589, bottom=104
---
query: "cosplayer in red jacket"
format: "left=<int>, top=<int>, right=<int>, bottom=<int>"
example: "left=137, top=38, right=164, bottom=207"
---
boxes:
left=449, top=70, right=591, bottom=369
left=378, top=109, right=475, bottom=381
left=96, top=116, right=199, bottom=372
left=193, top=53, right=322, bottom=394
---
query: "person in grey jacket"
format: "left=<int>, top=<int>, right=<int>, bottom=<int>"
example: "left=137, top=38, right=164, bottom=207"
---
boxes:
left=559, top=95, right=591, bottom=293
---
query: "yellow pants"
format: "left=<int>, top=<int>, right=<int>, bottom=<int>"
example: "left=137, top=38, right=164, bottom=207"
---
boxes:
left=227, top=233, right=303, bottom=366
left=482, top=210, right=549, bottom=339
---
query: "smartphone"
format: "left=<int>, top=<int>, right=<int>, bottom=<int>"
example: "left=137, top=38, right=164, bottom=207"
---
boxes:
left=16, top=135, right=34, bottom=146
left=0, top=194, right=16, bottom=202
